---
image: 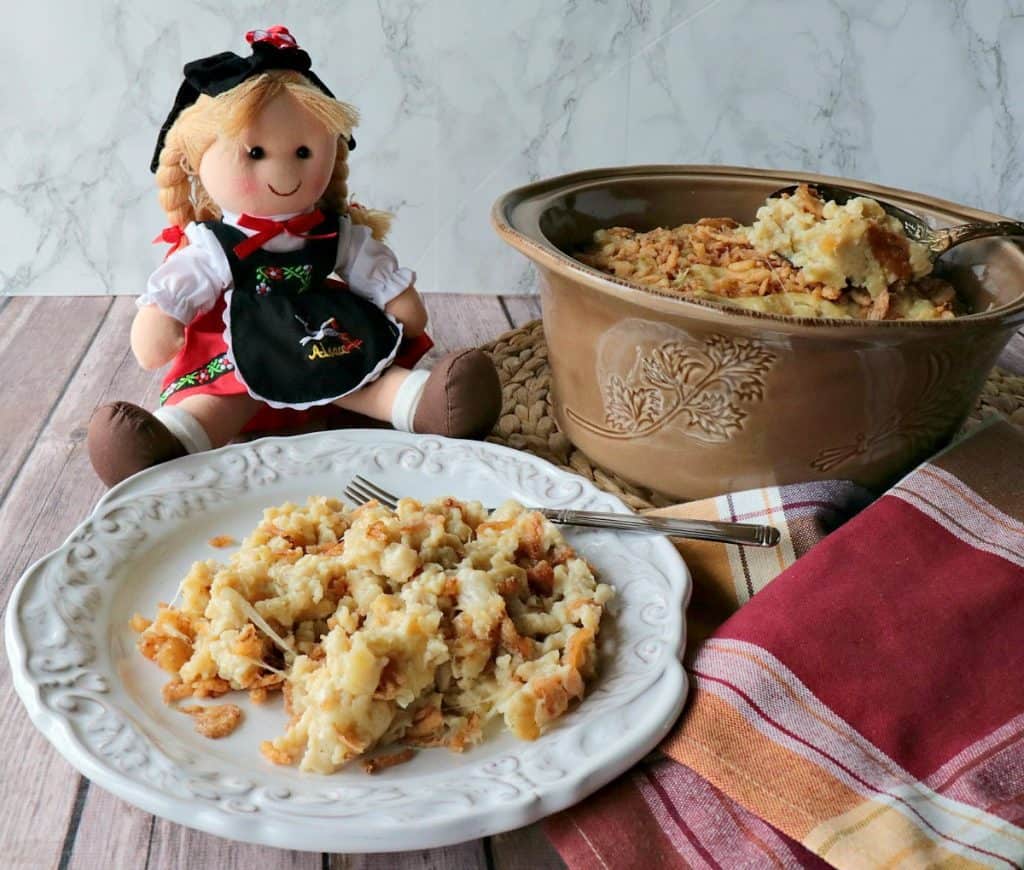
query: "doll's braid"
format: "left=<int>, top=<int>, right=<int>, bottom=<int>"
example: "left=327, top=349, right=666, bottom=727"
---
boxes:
left=154, top=111, right=221, bottom=231
left=322, top=141, right=350, bottom=212
left=323, top=139, right=392, bottom=241
left=155, top=136, right=197, bottom=230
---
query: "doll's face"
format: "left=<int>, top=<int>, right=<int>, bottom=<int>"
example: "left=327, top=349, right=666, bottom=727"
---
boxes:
left=199, top=91, right=338, bottom=217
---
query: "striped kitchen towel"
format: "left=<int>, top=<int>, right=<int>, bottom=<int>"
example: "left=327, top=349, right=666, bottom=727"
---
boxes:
left=547, top=418, right=1024, bottom=868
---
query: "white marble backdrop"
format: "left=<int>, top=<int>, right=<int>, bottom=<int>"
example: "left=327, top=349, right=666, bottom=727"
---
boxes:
left=3, top=0, right=1023, bottom=295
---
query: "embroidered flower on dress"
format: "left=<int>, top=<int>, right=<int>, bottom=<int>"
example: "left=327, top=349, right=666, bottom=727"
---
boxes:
left=160, top=354, right=236, bottom=404
left=284, top=264, right=313, bottom=292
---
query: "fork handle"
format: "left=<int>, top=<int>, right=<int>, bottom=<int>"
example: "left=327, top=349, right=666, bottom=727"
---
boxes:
left=538, top=508, right=780, bottom=547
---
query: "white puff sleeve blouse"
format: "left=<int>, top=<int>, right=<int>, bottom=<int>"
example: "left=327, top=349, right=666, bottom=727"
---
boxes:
left=137, top=223, right=230, bottom=324
left=337, top=221, right=416, bottom=308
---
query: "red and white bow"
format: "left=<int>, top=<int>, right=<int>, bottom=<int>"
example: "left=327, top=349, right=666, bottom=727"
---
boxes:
left=233, top=210, right=337, bottom=259
left=152, top=225, right=187, bottom=259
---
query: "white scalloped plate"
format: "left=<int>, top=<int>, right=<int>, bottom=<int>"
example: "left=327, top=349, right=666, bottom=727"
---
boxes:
left=6, top=431, right=689, bottom=853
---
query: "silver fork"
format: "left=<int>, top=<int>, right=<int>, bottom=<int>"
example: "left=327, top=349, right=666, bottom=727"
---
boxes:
left=343, top=475, right=781, bottom=548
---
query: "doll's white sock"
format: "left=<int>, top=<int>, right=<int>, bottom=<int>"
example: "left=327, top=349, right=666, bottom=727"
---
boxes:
left=389, top=369, right=431, bottom=432
left=154, top=406, right=213, bottom=454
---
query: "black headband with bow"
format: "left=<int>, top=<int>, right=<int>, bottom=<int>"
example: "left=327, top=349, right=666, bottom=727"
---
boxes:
left=150, top=26, right=355, bottom=173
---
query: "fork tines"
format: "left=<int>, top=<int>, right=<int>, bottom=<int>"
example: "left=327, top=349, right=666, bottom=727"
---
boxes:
left=344, top=475, right=399, bottom=510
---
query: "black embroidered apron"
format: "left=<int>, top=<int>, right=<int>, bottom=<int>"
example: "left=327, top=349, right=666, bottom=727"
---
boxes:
left=206, top=213, right=403, bottom=408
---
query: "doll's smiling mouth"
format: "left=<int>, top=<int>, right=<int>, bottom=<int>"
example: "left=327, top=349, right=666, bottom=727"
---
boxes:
left=268, top=181, right=302, bottom=197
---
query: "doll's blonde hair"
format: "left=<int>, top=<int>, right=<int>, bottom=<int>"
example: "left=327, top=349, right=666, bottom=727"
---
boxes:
left=154, top=70, right=391, bottom=239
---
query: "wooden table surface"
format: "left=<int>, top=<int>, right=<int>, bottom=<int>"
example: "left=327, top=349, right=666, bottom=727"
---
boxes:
left=3, top=293, right=1023, bottom=870
left=0, top=292, right=567, bottom=870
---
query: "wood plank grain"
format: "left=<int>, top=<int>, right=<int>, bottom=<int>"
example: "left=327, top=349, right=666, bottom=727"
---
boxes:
left=328, top=842, right=487, bottom=869
left=147, top=822, right=320, bottom=870
left=0, top=296, right=162, bottom=610
left=489, top=825, right=565, bottom=870
left=0, top=297, right=161, bottom=870
left=0, top=295, right=111, bottom=507
left=0, top=749, right=84, bottom=870
left=421, top=294, right=511, bottom=365
left=66, top=787, right=152, bottom=870
left=498, top=295, right=541, bottom=329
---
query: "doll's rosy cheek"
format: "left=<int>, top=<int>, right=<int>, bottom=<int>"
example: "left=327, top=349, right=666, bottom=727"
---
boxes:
left=236, top=176, right=259, bottom=196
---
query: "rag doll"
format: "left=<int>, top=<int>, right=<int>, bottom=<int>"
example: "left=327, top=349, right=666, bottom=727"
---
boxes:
left=88, top=25, right=501, bottom=487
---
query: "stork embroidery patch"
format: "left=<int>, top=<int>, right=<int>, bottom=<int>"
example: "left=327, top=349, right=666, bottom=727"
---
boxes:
left=295, top=316, right=364, bottom=360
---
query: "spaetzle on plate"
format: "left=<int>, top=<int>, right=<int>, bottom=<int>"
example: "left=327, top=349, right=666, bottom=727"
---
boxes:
left=133, top=495, right=614, bottom=774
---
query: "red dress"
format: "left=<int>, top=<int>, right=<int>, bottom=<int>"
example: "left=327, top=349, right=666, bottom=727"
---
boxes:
left=159, top=278, right=433, bottom=433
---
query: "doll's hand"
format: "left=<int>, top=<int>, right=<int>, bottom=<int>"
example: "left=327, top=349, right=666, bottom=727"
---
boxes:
left=384, top=285, right=428, bottom=337
left=131, top=305, right=186, bottom=370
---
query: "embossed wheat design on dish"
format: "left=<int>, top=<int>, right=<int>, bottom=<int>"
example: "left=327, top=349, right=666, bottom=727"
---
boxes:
left=568, top=335, right=776, bottom=442
left=810, top=349, right=975, bottom=473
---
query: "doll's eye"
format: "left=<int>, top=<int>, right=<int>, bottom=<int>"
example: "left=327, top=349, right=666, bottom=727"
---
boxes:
left=296, top=145, right=311, bottom=159
left=247, top=146, right=266, bottom=160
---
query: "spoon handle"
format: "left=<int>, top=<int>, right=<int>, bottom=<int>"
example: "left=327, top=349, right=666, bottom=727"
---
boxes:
left=932, top=221, right=1024, bottom=254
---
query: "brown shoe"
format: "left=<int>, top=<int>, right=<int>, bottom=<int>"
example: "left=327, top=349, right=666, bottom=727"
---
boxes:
left=87, top=401, right=187, bottom=487
left=413, top=350, right=501, bottom=439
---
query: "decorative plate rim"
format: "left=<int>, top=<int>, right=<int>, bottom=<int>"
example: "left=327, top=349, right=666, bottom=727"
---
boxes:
left=5, top=430, right=690, bottom=852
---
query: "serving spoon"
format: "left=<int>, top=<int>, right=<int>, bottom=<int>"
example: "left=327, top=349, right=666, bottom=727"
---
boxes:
left=769, top=183, right=1024, bottom=263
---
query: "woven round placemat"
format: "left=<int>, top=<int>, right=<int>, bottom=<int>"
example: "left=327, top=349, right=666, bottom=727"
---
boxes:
left=480, top=319, right=1024, bottom=512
